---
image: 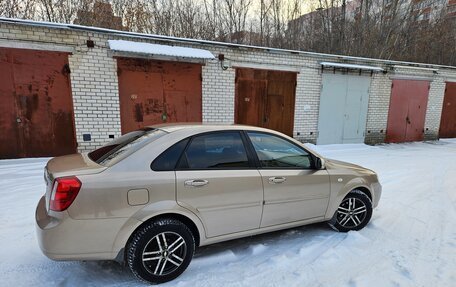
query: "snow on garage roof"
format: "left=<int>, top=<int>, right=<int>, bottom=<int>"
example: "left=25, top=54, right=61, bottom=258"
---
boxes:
left=320, top=61, right=384, bottom=71
left=108, top=40, right=215, bottom=60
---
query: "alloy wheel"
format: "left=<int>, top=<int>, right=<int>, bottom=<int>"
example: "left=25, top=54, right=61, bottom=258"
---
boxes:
left=142, top=231, right=187, bottom=276
left=336, top=197, right=368, bottom=228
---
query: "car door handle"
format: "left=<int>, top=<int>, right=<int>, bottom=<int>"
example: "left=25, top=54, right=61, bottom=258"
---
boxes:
left=268, top=177, right=286, bottom=184
left=184, top=179, right=209, bottom=187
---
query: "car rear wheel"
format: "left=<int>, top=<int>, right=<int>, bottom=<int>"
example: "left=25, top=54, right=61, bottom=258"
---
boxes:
left=329, top=190, right=373, bottom=232
left=127, top=218, right=195, bottom=284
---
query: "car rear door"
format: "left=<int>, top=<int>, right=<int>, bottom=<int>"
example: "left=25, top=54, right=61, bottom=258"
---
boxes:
left=175, top=131, right=263, bottom=238
left=245, top=132, right=331, bottom=228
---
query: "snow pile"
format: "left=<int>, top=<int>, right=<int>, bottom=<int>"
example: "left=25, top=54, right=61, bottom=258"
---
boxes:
left=108, top=40, right=215, bottom=59
left=0, top=141, right=455, bottom=286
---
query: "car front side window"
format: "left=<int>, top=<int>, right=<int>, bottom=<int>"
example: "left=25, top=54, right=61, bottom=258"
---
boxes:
left=247, top=132, right=313, bottom=169
left=179, top=132, right=250, bottom=169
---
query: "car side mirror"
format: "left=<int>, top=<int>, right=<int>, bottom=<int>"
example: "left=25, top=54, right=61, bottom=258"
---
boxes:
left=315, top=157, right=325, bottom=170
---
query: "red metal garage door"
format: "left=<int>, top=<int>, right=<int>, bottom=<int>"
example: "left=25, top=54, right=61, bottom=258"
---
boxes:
left=0, top=48, right=77, bottom=159
left=386, top=79, right=430, bottom=143
left=235, top=68, right=296, bottom=136
left=439, top=82, right=456, bottom=138
left=116, top=58, right=202, bottom=134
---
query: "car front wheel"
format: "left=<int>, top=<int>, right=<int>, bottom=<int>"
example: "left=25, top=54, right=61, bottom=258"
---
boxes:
left=127, top=218, right=195, bottom=284
left=329, top=189, right=373, bottom=232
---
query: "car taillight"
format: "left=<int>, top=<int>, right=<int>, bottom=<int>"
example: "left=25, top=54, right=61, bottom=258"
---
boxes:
left=50, top=176, right=82, bottom=212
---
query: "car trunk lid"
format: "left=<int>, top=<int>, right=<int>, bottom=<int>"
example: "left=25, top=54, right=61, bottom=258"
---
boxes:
left=46, top=153, right=106, bottom=177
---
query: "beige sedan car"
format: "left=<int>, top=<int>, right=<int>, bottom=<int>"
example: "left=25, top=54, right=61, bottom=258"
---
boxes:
left=36, top=124, right=381, bottom=284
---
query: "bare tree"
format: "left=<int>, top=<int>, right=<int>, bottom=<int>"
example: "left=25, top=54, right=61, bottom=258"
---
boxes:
left=0, top=0, right=37, bottom=18
left=219, top=0, right=252, bottom=43
left=0, top=0, right=454, bottom=65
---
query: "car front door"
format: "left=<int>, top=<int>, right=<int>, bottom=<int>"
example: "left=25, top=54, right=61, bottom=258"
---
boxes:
left=246, top=132, right=331, bottom=228
left=176, top=131, right=263, bottom=238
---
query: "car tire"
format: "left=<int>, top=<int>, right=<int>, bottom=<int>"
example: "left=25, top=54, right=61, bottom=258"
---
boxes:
left=328, top=189, right=373, bottom=232
left=127, top=218, right=195, bottom=284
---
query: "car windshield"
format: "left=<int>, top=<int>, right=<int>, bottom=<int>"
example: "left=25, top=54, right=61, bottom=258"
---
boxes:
left=88, top=128, right=166, bottom=166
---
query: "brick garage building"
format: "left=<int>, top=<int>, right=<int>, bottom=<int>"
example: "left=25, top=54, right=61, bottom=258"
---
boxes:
left=1, top=18, right=456, bottom=158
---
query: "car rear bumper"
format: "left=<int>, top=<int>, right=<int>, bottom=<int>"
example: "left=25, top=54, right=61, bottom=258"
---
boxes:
left=35, top=195, right=128, bottom=261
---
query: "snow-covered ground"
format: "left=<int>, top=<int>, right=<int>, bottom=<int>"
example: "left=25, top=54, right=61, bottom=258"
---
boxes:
left=1, top=140, right=455, bottom=287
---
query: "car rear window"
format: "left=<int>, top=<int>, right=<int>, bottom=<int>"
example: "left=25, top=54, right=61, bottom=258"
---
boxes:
left=89, top=128, right=166, bottom=166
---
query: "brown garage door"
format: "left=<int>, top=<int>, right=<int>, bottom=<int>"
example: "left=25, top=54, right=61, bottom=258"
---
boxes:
left=0, top=48, right=77, bottom=159
left=235, top=68, right=296, bottom=136
left=386, top=79, right=430, bottom=143
left=116, top=58, right=202, bottom=134
left=439, top=82, right=456, bottom=138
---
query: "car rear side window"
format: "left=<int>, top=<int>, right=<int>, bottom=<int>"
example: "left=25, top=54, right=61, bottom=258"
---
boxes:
left=151, top=139, right=189, bottom=171
left=247, top=132, right=313, bottom=169
left=178, top=132, right=250, bottom=169
left=88, top=128, right=165, bottom=166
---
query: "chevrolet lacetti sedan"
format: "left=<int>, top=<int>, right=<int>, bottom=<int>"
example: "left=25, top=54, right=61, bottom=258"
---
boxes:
left=36, top=124, right=381, bottom=284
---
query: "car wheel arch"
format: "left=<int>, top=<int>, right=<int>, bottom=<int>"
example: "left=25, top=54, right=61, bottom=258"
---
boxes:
left=339, top=184, right=373, bottom=204
left=353, top=186, right=372, bottom=202
left=338, top=177, right=373, bottom=201
left=325, top=179, right=373, bottom=219
left=111, top=207, right=205, bottom=264
left=123, top=211, right=203, bottom=258
left=139, top=213, right=202, bottom=247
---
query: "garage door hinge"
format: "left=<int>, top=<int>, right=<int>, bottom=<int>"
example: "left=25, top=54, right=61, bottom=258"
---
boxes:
left=263, top=200, right=265, bottom=205
left=62, top=64, right=71, bottom=75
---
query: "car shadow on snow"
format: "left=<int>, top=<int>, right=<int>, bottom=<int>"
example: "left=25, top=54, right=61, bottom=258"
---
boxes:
left=194, top=222, right=332, bottom=259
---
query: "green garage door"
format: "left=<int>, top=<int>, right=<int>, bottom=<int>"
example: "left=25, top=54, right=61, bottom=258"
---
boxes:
left=317, top=74, right=371, bottom=145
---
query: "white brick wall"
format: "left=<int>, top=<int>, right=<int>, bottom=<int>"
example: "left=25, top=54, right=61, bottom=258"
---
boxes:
left=201, top=50, right=236, bottom=124
left=1, top=21, right=455, bottom=153
left=293, top=64, right=322, bottom=143
left=68, top=37, right=122, bottom=151
left=425, top=72, right=447, bottom=140
left=365, top=72, right=392, bottom=144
